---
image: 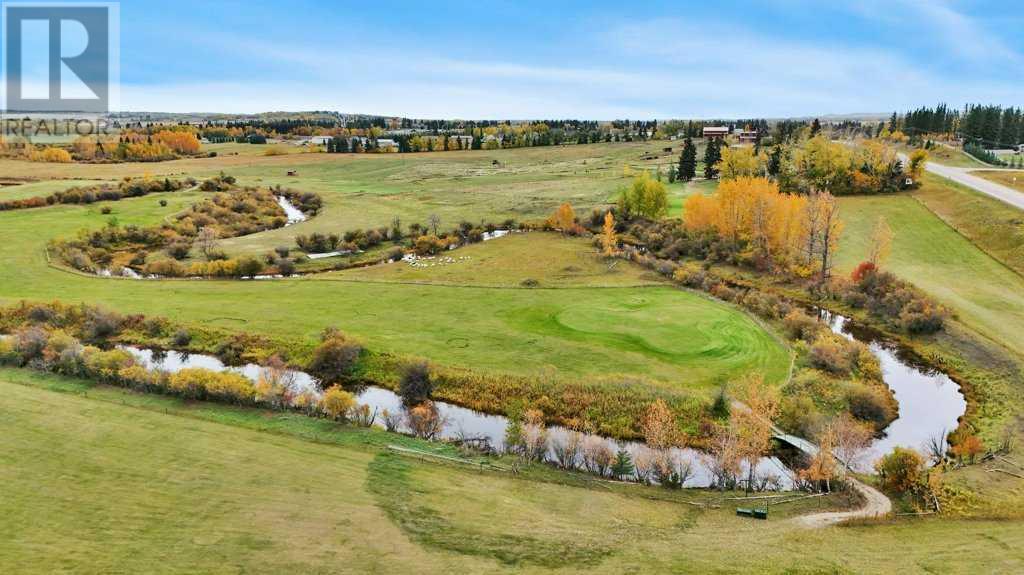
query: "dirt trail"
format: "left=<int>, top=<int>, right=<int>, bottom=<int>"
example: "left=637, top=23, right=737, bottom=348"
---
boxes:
left=731, top=401, right=893, bottom=528
left=794, top=476, right=892, bottom=528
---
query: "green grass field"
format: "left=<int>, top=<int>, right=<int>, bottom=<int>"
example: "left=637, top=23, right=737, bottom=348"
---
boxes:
left=0, top=192, right=789, bottom=389
left=3, top=369, right=1022, bottom=574
left=834, top=176, right=1024, bottom=354
left=0, top=178, right=115, bottom=201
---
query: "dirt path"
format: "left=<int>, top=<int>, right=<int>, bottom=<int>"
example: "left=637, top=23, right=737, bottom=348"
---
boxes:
left=731, top=401, right=893, bottom=528
left=794, top=476, right=892, bottom=528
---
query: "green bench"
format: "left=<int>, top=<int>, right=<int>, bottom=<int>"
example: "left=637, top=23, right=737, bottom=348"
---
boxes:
left=736, top=507, right=768, bottom=520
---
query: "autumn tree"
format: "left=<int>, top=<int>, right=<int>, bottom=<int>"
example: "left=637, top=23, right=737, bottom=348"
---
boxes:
left=548, top=202, right=580, bottom=234
left=800, top=190, right=843, bottom=280
left=600, top=211, right=618, bottom=257
left=805, top=424, right=838, bottom=492
left=867, top=215, right=893, bottom=266
left=716, top=146, right=763, bottom=181
left=875, top=447, right=925, bottom=493
left=908, top=148, right=929, bottom=181
left=793, top=136, right=852, bottom=193
left=682, top=177, right=808, bottom=270
left=951, top=434, right=984, bottom=463
left=196, top=227, right=220, bottom=260
left=731, top=374, right=779, bottom=493
left=640, top=399, right=677, bottom=449
left=319, top=385, right=356, bottom=420
left=618, top=172, right=668, bottom=220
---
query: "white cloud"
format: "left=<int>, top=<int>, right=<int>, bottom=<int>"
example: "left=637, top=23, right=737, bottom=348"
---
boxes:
left=113, top=9, right=1022, bottom=118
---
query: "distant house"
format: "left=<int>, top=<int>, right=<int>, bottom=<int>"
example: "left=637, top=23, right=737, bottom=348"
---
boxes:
left=376, top=138, right=399, bottom=150
left=703, top=126, right=729, bottom=140
left=294, top=136, right=331, bottom=146
left=737, top=130, right=758, bottom=144
left=1018, top=144, right=1024, bottom=153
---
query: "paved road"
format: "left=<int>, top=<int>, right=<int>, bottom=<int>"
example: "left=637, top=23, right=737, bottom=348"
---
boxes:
left=900, top=152, right=1024, bottom=211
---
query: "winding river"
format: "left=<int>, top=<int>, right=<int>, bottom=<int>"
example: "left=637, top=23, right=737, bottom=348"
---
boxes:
left=4, top=300, right=967, bottom=487
left=117, top=307, right=967, bottom=486
left=820, top=311, right=967, bottom=470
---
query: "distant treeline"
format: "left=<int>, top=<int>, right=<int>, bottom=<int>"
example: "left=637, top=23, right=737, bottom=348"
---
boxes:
left=892, top=103, right=1023, bottom=148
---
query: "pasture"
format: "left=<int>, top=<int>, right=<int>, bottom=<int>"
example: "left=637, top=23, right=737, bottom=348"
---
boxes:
left=3, top=368, right=1022, bottom=574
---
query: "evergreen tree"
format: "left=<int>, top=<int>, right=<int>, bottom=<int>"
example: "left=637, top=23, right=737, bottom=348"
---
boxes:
left=703, top=138, right=721, bottom=180
left=767, top=145, right=783, bottom=178
left=679, top=137, right=697, bottom=182
left=611, top=449, right=635, bottom=479
left=810, top=118, right=822, bottom=137
left=667, top=163, right=677, bottom=183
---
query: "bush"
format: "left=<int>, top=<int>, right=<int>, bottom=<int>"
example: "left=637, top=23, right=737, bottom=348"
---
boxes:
left=846, top=385, right=894, bottom=428
left=809, top=334, right=854, bottom=375
left=13, top=326, right=49, bottom=361
left=235, top=257, right=264, bottom=278
left=276, top=258, right=296, bottom=277
left=875, top=447, right=924, bottom=493
left=307, top=332, right=362, bottom=386
left=172, top=328, right=192, bottom=346
left=783, top=310, right=821, bottom=341
left=166, top=241, right=192, bottom=260
left=82, top=307, right=123, bottom=343
left=414, top=234, right=447, bottom=256
left=398, top=361, right=432, bottom=405
left=319, top=385, right=356, bottom=420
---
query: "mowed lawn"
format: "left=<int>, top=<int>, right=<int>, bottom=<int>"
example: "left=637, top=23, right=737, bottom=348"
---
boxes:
left=835, top=177, right=1024, bottom=353
left=4, top=369, right=1023, bottom=575
left=0, top=193, right=790, bottom=390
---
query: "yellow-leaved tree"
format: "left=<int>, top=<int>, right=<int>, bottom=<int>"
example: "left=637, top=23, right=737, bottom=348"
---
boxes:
left=601, top=211, right=618, bottom=257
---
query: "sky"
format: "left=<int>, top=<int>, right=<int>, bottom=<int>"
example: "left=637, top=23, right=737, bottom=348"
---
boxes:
left=10, top=0, right=1024, bottom=118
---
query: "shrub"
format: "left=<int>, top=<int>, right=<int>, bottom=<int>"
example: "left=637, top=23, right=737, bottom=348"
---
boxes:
left=83, top=347, right=136, bottom=382
left=898, top=299, right=946, bottom=334
left=13, top=326, right=49, bottom=361
left=808, top=333, right=859, bottom=375
left=172, top=328, right=192, bottom=346
left=875, top=447, right=925, bottom=493
left=846, top=385, right=894, bottom=428
left=166, top=241, right=192, bottom=260
left=398, top=361, right=433, bottom=405
left=307, top=332, right=362, bottom=385
left=319, top=385, right=356, bottom=420
left=82, top=307, right=123, bottom=343
left=783, top=309, right=821, bottom=341
left=204, top=370, right=257, bottom=404
left=276, top=258, right=296, bottom=277
left=235, top=257, right=264, bottom=278
left=414, top=234, right=447, bottom=256
left=0, top=337, right=22, bottom=366
left=406, top=401, right=445, bottom=439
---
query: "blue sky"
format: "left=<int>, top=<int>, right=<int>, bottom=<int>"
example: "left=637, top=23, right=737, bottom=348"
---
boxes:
left=108, top=0, right=1023, bottom=118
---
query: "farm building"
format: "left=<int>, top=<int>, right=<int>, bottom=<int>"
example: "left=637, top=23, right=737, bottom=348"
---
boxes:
left=737, top=130, right=758, bottom=143
left=703, top=126, right=729, bottom=139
